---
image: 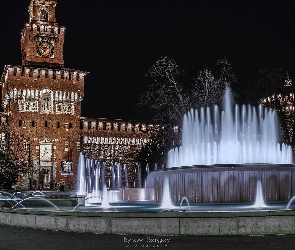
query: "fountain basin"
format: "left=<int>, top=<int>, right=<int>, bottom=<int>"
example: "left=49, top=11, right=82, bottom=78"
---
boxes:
left=146, top=164, right=295, bottom=203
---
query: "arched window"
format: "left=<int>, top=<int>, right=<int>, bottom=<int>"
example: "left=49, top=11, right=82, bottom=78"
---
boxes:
left=40, top=9, right=48, bottom=21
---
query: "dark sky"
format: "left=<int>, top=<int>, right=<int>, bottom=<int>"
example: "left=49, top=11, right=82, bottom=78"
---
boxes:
left=1, top=0, right=295, bottom=120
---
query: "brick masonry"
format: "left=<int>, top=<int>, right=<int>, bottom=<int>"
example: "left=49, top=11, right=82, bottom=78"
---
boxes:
left=0, top=0, right=152, bottom=189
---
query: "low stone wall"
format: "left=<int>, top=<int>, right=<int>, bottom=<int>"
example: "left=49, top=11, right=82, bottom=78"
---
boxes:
left=1, top=209, right=295, bottom=236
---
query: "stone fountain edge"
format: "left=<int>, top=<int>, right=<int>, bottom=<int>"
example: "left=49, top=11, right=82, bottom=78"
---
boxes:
left=1, top=208, right=295, bottom=236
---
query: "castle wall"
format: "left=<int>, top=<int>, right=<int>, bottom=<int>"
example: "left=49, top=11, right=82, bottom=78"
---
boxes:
left=0, top=0, right=152, bottom=190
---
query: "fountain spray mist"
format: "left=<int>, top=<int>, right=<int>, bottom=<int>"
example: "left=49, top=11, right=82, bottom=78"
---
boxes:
left=167, top=87, right=293, bottom=167
left=76, top=152, right=86, bottom=196
left=160, top=177, right=174, bottom=210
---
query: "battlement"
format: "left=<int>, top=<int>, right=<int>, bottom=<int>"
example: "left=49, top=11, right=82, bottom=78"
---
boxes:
left=24, top=23, right=64, bottom=36
left=80, top=117, right=154, bottom=134
left=3, top=65, right=87, bottom=82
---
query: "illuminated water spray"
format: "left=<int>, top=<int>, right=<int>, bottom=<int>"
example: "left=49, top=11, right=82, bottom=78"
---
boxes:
left=167, top=87, right=293, bottom=167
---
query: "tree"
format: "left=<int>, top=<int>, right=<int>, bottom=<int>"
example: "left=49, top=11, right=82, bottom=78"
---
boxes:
left=139, top=56, right=190, bottom=127
left=191, top=58, right=237, bottom=108
left=137, top=57, right=238, bottom=165
left=136, top=56, right=189, bottom=166
left=136, top=125, right=180, bottom=167
left=0, top=150, right=20, bottom=189
left=0, top=123, right=29, bottom=190
left=238, top=68, right=285, bottom=106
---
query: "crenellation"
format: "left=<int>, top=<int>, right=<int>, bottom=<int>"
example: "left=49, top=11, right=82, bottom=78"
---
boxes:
left=60, top=26, right=65, bottom=34
left=80, top=118, right=151, bottom=134
left=33, top=68, right=39, bottom=78
left=40, top=69, right=46, bottom=77
left=0, top=0, right=152, bottom=189
left=56, top=70, right=61, bottom=79
left=4, top=67, right=86, bottom=84
left=72, top=71, right=77, bottom=81
left=33, top=23, right=37, bottom=32
left=83, top=135, right=150, bottom=146
left=24, top=68, right=29, bottom=76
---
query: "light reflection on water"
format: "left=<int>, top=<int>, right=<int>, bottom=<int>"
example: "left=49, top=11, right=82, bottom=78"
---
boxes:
left=1, top=191, right=294, bottom=212
left=10, top=201, right=294, bottom=213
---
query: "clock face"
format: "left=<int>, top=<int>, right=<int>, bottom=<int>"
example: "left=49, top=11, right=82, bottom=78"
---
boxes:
left=36, top=41, right=54, bottom=58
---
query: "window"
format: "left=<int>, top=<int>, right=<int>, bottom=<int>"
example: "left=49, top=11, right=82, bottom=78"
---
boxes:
left=57, top=122, right=60, bottom=128
left=19, top=120, right=22, bottom=126
left=45, top=121, right=48, bottom=127
left=40, top=91, right=52, bottom=114
left=40, top=9, right=48, bottom=21
left=69, top=123, right=73, bottom=129
left=18, top=100, right=38, bottom=112
left=32, top=121, right=35, bottom=127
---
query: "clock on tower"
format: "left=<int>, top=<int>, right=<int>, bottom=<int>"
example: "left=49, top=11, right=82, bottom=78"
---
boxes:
left=21, top=0, right=64, bottom=68
left=37, top=40, right=54, bottom=58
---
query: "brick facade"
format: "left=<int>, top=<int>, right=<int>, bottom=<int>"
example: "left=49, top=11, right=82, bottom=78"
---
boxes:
left=0, top=0, right=151, bottom=190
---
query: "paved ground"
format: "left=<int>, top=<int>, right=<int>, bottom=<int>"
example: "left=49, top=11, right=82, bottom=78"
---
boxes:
left=0, top=224, right=295, bottom=250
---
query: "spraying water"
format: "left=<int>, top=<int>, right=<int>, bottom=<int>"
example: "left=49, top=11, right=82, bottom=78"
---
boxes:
left=167, top=87, right=293, bottom=167
left=252, top=180, right=266, bottom=208
left=160, top=177, right=174, bottom=210
left=76, top=152, right=86, bottom=196
left=101, top=184, right=110, bottom=208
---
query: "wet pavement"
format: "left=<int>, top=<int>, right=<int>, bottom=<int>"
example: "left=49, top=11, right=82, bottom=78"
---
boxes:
left=0, top=224, right=295, bottom=250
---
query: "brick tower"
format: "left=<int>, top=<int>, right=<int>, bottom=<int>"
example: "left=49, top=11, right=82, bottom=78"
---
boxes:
left=1, top=0, right=87, bottom=189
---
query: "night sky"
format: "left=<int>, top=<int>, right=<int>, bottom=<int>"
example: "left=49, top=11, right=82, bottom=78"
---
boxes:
left=1, top=0, right=295, bottom=121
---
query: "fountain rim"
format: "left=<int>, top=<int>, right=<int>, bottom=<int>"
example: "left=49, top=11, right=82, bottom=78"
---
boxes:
left=149, top=163, right=295, bottom=175
left=2, top=207, right=295, bottom=236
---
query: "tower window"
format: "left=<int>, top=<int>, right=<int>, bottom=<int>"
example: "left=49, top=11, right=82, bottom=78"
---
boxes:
left=32, top=121, right=35, bottom=127
left=45, top=121, right=48, bottom=127
left=69, top=123, right=73, bottom=129
left=57, top=122, right=60, bottom=128
left=40, top=9, right=48, bottom=21
left=19, top=120, right=22, bottom=126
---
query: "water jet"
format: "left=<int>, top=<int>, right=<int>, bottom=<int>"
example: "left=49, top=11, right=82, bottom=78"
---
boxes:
left=147, top=87, right=295, bottom=205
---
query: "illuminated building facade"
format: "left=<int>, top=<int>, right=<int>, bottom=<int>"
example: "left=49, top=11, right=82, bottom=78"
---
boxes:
left=260, top=72, right=295, bottom=144
left=0, top=0, right=151, bottom=189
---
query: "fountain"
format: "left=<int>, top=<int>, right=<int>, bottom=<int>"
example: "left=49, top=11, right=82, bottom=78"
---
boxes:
left=11, top=197, right=59, bottom=210
left=160, top=177, right=174, bottom=210
left=3, top=88, right=295, bottom=237
left=251, top=180, right=266, bottom=208
left=179, top=197, right=191, bottom=212
left=147, top=87, right=295, bottom=204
